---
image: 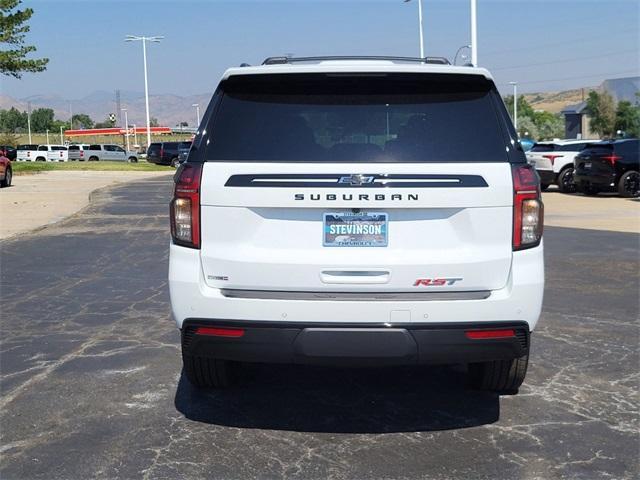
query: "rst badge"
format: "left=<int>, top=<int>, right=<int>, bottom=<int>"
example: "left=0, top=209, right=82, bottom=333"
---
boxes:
left=414, top=278, right=463, bottom=286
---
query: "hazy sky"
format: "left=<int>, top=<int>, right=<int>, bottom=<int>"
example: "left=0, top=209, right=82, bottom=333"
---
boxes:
left=2, top=0, right=639, bottom=99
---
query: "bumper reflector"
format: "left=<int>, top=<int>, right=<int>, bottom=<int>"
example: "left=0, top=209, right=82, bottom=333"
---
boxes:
left=195, top=327, right=245, bottom=338
left=465, top=329, right=516, bottom=340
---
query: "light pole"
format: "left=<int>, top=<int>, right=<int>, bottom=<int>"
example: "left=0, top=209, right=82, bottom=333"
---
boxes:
left=46, top=129, right=50, bottom=145
left=60, top=125, right=64, bottom=144
left=125, top=35, right=164, bottom=149
left=470, top=0, right=477, bottom=66
left=192, top=103, right=200, bottom=128
left=132, top=124, right=138, bottom=148
left=122, top=108, right=130, bottom=152
left=454, top=44, right=471, bottom=66
left=509, top=81, right=518, bottom=133
left=69, top=101, right=73, bottom=130
left=27, top=102, right=32, bottom=143
left=385, top=104, right=390, bottom=139
left=404, top=0, right=424, bottom=58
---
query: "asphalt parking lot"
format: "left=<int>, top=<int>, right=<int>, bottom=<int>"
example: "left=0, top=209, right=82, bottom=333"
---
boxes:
left=1, top=176, right=638, bottom=480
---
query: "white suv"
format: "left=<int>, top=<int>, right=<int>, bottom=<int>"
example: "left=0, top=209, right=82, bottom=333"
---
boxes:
left=169, top=56, right=544, bottom=394
left=526, top=139, right=598, bottom=193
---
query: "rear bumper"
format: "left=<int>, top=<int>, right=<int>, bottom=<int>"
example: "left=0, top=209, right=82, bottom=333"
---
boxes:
left=574, top=171, right=616, bottom=190
left=536, top=169, right=556, bottom=185
left=182, top=320, right=529, bottom=366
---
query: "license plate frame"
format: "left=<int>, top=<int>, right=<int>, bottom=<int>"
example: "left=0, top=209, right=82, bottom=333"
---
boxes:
left=323, top=212, right=388, bottom=247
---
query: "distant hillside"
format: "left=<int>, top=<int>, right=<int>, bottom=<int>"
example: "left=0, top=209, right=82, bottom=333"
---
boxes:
left=524, top=88, right=594, bottom=114
left=1, top=76, right=637, bottom=127
left=522, top=76, right=639, bottom=114
left=0, top=90, right=213, bottom=128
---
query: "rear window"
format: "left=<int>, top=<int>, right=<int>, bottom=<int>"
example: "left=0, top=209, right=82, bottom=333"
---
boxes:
left=530, top=144, right=556, bottom=152
left=178, top=141, right=191, bottom=149
left=38, top=146, right=48, bottom=151
left=201, top=73, right=509, bottom=163
left=17, top=144, right=38, bottom=150
left=51, top=146, right=67, bottom=151
left=68, top=145, right=79, bottom=150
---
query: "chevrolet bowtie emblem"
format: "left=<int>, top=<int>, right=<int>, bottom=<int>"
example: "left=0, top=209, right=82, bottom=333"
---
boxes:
left=338, top=174, right=375, bottom=186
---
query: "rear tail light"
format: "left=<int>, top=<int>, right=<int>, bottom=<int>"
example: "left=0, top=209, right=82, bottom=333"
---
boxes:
left=601, top=154, right=622, bottom=166
left=160, top=146, right=164, bottom=158
left=170, top=163, right=203, bottom=248
left=27, top=152, right=30, bottom=157
left=195, top=327, right=245, bottom=338
left=512, top=164, right=544, bottom=251
left=542, top=154, right=562, bottom=166
left=80, top=151, right=84, bottom=157
left=466, top=329, right=515, bottom=340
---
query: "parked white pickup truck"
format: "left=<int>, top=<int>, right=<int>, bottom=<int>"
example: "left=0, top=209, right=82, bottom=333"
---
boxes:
left=16, top=144, right=39, bottom=162
left=30, top=145, right=69, bottom=162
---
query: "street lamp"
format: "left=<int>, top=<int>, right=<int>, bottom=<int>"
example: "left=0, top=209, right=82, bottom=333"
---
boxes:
left=404, top=0, right=424, bottom=58
left=125, top=34, right=164, bottom=149
left=509, top=81, right=518, bottom=133
left=46, top=129, right=50, bottom=145
left=122, top=108, right=130, bottom=152
left=26, top=102, right=32, bottom=143
left=132, top=124, right=138, bottom=148
left=470, top=0, right=478, bottom=66
left=192, top=103, right=200, bottom=128
left=454, top=44, right=471, bottom=66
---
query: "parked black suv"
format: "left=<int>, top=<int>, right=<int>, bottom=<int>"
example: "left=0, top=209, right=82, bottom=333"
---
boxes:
left=574, top=139, right=639, bottom=197
left=147, top=141, right=191, bottom=167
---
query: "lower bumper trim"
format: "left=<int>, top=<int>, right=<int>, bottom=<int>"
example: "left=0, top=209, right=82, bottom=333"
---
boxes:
left=181, top=319, right=530, bottom=366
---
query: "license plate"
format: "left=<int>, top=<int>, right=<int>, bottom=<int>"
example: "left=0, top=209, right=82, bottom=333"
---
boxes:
left=323, top=212, right=388, bottom=247
left=584, top=162, right=592, bottom=169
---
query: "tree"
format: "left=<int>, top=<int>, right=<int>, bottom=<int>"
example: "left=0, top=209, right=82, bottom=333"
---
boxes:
left=614, top=100, right=640, bottom=138
left=0, top=0, right=49, bottom=78
left=94, top=117, right=114, bottom=128
left=586, top=91, right=616, bottom=138
left=516, top=116, right=538, bottom=140
left=71, top=113, right=93, bottom=129
left=0, top=106, right=27, bottom=132
left=29, top=107, right=54, bottom=131
left=532, top=110, right=564, bottom=140
left=504, top=95, right=535, bottom=121
left=149, top=117, right=159, bottom=127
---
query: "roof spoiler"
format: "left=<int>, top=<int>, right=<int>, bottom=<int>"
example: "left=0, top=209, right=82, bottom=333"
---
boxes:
left=262, top=55, right=451, bottom=66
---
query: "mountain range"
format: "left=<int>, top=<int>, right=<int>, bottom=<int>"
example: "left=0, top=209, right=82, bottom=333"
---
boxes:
left=0, top=90, right=213, bottom=128
left=1, top=76, right=637, bottom=128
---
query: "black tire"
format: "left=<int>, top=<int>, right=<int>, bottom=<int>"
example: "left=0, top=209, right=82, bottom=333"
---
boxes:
left=1, top=167, right=11, bottom=188
left=36, top=156, right=46, bottom=162
left=183, top=354, right=232, bottom=388
left=469, top=354, right=529, bottom=394
left=577, top=183, right=599, bottom=196
left=89, top=156, right=99, bottom=162
left=128, top=156, right=138, bottom=163
left=540, top=183, right=550, bottom=191
left=557, top=167, right=577, bottom=194
left=618, top=170, right=640, bottom=198
left=170, top=156, right=180, bottom=168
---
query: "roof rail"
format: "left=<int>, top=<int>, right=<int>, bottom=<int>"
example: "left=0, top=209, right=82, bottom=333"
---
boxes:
left=262, top=55, right=451, bottom=66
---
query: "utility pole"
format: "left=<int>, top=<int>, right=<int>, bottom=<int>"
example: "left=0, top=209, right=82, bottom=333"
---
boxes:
left=27, top=102, right=32, bottom=143
left=122, top=108, right=130, bottom=152
left=115, top=89, right=122, bottom=127
left=470, top=0, right=478, bottom=66
left=404, top=0, right=424, bottom=58
left=69, top=101, right=73, bottom=130
left=60, top=125, right=64, bottom=144
left=46, top=129, right=50, bottom=144
left=509, top=81, right=518, bottom=133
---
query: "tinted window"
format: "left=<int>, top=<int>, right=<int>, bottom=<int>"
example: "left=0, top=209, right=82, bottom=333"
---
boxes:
left=201, top=73, right=508, bottom=163
left=615, top=140, right=640, bottom=157
left=178, top=141, right=191, bottom=149
left=38, top=146, right=48, bottom=151
left=17, top=144, right=38, bottom=150
left=103, top=145, right=116, bottom=151
left=51, top=146, right=67, bottom=151
left=88, top=145, right=101, bottom=150
left=530, top=144, right=556, bottom=152
left=68, top=145, right=79, bottom=151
